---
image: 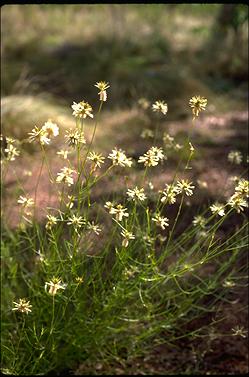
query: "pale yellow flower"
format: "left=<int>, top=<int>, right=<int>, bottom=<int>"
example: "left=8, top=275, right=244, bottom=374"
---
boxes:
left=46, top=215, right=58, bottom=230
left=110, top=204, right=129, bottom=221
left=210, top=202, right=225, bottom=217
left=94, top=81, right=110, bottom=102
left=189, top=96, right=207, bottom=118
left=228, top=193, right=248, bottom=213
left=71, top=101, right=94, bottom=119
left=67, top=215, right=85, bottom=230
left=87, top=151, right=105, bottom=171
left=56, top=167, right=76, bottom=186
left=152, top=100, right=168, bottom=115
left=28, top=126, right=50, bottom=145
left=138, top=146, right=165, bottom=167
left=152, top=214, right=169, bottom=230
left=138, top=98, right=150, bottom=110
left=87, top=221, right=102, bottom=235
left=231, top=325, right=247, bottom=338
left=108, top=148, right=132, bottom=167
left=160, top=184, right=178, bottom=204
left=17, top=195, right=34, bottom=208
left=192, top=215, right=206, bottom=228
left=228, top=150, right=242, bottom=165
left=141, top=129, right=154, bottom=139
left=4, top=144, right=20, bottom=161
left=45, top=278, right=66, bottom=296
left=127, top=187, right=147, bottom=202
left=235, top=179, right=249, bottom=198
left=42, top=120, right=59, bottom=138
left=121, top=229, right=135, bottom=247
left=65, top=129, right=86, bottom=147
left=176, top=180, right=195, bottom=196
left=57, top=149, right=71, bottom=159
left=12, top=298, right=32, bottom=314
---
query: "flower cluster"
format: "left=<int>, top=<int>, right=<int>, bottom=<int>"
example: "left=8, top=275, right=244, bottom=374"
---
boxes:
left=108, top=148, right=133, bottom=167
left=210, top=202, right=225, bottom=217
left=152, top=100, right=168, bottom=115
left=65, top=129, right=86, bottom=147
left=105, top=202, right=129, bottom=221
left=28, top=120, right=59, bottom=145
left=152, top=214, right=169, bottom=230
left=71, top=101, right=94, bottom=119
left=127, top=187, right=147, bottom=202
left=227, top=150, right=243, bottom=165
left=45, top=278, right=66, bottom=296
left=121, top=229, right=135, bottom=247
left=12, top=298, right=32, bottom=314
left=56, top=167, right=76, bottom=186
left=2, top=137, right=20, bottom=161
left=138, top=146, right=165, bottom=167
left=176, top=180, right=195, bottom=196
left=189, top=95, right=207, bottom=118
left=95, top=81, right=110, bottom=102
left=87, top=151, right=105, bottom=171
left=160, top=184, right=179, bottom=204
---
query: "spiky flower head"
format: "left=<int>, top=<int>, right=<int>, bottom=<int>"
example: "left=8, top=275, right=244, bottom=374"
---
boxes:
left=87, top=221, right=102, bottom=235
left=95, top=81, right=110, bottom=102
left=71, top=101, right=94, bottom=119
left=17, top=195, right=34, bottom=208
left=138, top=98, right=150, bottom=110
left=42, top=120, right=59, bottom=138
left=57, top=149, right=71, bottom=160
left=127, top=187, right=147, bottom=202
left=227, top=150, right=243, bottom=165
left=121, top=229, right=135, bottom=247
left=45, top=215, right=58, bottom=230
left=108, top=148, right=133, bottom=167
left=87, top=151, right=105, bottom=171
left=160, top=184, right=179, bottom=204
left=189, top=95, right=207, bottom=118
left=152, top=214, right=169, bottom=230
left=210, top=202, right=225, bottom=217
left=192, top=215, right=206, bottom=228
left=176, top=179, right=195, bottom=196
left=56, top=167, right=76, bottom=186
left=12, top=298, right=32, bottom=314
left=67, top=215, right=86, bottom=230
left=65, top=129, right=86, bottom=147
left=138, top=146, right=165, bottom=167
left=235, top=179, right=249, bottom=198
left=141, top=129, right=154, bottom=139
left=45, top=278, right=66, bottom=296
left=109, top=204, right=129, bottom=222
left=228, top=193, right=248, bottom=213
left=28, top=126, right=50, bottom=145
left=4, top=143, right=20, bottom=161
left=152, top=100, right=168, bottom=115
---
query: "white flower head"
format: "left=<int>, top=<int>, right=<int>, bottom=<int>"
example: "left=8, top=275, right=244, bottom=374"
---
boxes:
left=121, top=229, right=135, bottom=247
left=12, top=298, right=32, bottom=314
left=228, top=150, right=243, bottom=165
left=71, top=101, right=94, bottom=119
left=45, top=278, right=66, bottom=296
left=127, top=187, right=147, bottom=202
left=176, top=180, right=195, bottom=196
left=108, top=148, right=133, bottom=167
left=152, top=100, right=168, bottom=115
left=152, top=214, right=169, bottom=230
left=210, top=202, right=225, bottom=217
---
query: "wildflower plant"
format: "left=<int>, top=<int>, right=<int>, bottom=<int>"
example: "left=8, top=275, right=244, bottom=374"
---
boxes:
left=1, top=82, right=248, bottom=376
